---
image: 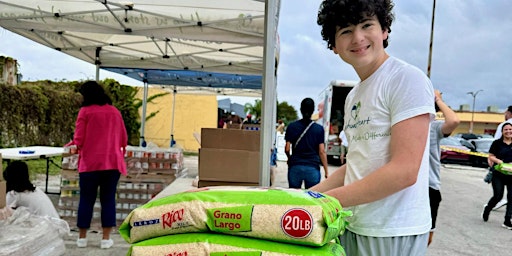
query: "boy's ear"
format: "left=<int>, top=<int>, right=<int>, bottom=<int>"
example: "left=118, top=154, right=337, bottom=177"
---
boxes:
left=332, top=47, right=338, bottom=54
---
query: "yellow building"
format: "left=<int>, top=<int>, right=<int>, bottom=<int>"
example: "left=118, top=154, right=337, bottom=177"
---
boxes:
left=136, top=87, right=217, bottom=152
left=436, top=110, right=505, bottom=136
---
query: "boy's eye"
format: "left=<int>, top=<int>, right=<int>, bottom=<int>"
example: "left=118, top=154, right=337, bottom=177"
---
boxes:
left=336, top=29, right=351, bottom=36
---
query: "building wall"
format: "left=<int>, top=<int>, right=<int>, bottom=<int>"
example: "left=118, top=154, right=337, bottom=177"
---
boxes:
left=137, top=87, right=217, bottom=152
left=0, top=56, right=18, bottom=85
left=436, top=111, right=504, bottom=135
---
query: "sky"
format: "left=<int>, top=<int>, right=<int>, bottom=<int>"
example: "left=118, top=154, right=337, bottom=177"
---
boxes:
left=1, top=0, right=511, bottom=115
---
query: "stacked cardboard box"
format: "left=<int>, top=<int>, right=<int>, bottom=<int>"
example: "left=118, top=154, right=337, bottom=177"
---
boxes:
left=198, top=128, right=260, bottom=187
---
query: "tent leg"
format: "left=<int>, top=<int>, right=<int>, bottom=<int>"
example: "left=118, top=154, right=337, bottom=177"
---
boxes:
left=170, top=87, right=177, bottom=147
left=140, top=79, right=149, bottom=147
left=95, top=47, right=101, bottom=82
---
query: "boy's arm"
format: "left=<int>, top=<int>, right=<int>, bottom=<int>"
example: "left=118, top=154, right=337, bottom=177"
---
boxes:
left=324, top=114, right=430, bottom=207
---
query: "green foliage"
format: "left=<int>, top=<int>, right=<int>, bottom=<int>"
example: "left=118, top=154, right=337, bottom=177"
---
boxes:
left=277, top=101, right=298, bottom=125
left=102, top=79, right=141, bottom=145
left=0, top=82, right=81, bottom=147
left=0, top=79, right=167, bottom=148
left=244, top=99, right=262, bottom=118
left=243, top=99, right=297, bottom=126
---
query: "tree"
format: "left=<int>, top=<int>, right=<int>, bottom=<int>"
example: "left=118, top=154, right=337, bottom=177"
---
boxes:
left=277, top=101, right=298, bottom=125
left=244, top=99, right=262, bottom=119
left=243, top=99, right=297, bottom=125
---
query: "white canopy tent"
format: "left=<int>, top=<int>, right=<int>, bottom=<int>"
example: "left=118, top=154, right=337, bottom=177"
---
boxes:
left=0, top=0, right=280, bottom=186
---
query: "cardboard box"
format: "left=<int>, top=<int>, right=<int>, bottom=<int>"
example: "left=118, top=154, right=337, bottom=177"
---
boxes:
left=198, top=180, right=259, bottom=188
left=201, top=128, right=260, bottom=151
left=199, top=148, right=260, bottom=183
left=0, top=181, right=6, bottom=208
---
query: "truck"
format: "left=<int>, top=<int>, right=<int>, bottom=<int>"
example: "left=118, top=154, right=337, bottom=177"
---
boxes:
left=316, top=80, right=357, bottom=165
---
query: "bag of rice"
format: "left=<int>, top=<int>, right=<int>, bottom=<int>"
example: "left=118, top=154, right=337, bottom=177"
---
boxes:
left=128, top=232, right=346, bottom=256
left=119, top=186, right=351, bottom=246
left=495, top=163, right=512, bottom=175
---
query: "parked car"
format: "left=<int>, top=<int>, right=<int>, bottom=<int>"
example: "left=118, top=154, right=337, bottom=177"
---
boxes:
left=468, top=138, right=494, bottom=167
left=440, top=137, right=472, bottom=165
left=453, top=133, right=494, bottom=140
left=453, top=133, right=479, bottom=140
left=477, top=134, right=494, bottom=139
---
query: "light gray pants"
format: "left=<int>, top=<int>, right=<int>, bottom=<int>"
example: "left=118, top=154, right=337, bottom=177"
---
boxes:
left=340, top=229, right=429, bottom=256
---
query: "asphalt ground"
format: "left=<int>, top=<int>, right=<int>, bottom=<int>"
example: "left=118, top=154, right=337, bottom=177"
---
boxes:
left=31, top=157, right=512, bottom=255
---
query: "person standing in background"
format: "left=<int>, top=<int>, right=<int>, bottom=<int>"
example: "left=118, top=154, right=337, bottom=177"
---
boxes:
left=71, top=81, right=128, bottom=249
left=276, top=119, right=285, bottom=134
left=488, top=106, right=512, bottom=210
left=428, top=89, right=460, bottom=245
left=312, top=0, right=435, bottom=254
left=285, top=98, right=329, bottom=189
left=482, top=122, right=512, bottom=229
left=3, top=161, right=60, bottom=218
left=338, top=130, right=348, bottom=164
left=494, top=106, right=512, bottom=139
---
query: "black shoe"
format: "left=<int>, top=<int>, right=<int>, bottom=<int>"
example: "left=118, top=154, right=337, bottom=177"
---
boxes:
left=502, top=222, right=512, bottom=230
left=482, top=204, right=491, bottom=222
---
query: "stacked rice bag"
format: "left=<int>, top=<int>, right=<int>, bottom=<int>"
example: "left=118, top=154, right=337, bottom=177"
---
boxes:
left=119, top=186, right=352, bottom=255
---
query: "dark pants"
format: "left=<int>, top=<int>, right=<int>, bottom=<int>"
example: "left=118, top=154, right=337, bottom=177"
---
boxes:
left=288, top=165, right=321, bottom=189
left=486, top=171, right=512, bottom=221
left=429, top=188, right=442, bottom=230
left=77, top=170, right=120, bottom=228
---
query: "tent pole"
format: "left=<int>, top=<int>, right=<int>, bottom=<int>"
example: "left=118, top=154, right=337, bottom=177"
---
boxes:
left=95, top=65, right=100, bottom=82
left=170, top=86, right=177, bottom=147
left=140, top=77, right=149, bottom=147
left=259, top=0, right=280, bottom=187
left=95, top=47, right=101, bottom=82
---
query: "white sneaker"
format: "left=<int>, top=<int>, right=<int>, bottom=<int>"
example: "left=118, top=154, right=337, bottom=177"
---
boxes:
left=100, top=239, right=114, bottom=249
left=76, top=238, right=87, bottom=248
left=493, top=200, right=507, bottom=211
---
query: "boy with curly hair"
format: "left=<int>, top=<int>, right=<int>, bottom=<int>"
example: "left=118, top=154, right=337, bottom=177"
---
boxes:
left=311, top=0, right=435, bottom=255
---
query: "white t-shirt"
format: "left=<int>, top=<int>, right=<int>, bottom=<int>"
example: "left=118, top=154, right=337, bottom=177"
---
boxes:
left=429, top=121, right=444, bottom=190
left=343, top=56, right=434, bottom=237
left=339, top=130, right=348, bottom=147
left=6, top=187, right=60, bottom=218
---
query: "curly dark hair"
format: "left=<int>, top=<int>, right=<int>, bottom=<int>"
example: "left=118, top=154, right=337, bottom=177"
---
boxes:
left=79, top=80, right=112, bottom=107
left=317, top=0, right=395, bottom=50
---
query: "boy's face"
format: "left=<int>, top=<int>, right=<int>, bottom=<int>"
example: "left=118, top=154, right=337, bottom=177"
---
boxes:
left=332, top=15, right=388, bottom=76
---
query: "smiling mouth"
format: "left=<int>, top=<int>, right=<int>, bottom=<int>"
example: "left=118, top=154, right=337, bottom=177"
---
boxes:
left=351, top=45, right=370, bottom=53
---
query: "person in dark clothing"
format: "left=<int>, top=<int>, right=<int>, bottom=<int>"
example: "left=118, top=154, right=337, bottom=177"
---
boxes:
left=284, top=98, right=329, bottom=189
left=482, top=122, right=512, bottom=229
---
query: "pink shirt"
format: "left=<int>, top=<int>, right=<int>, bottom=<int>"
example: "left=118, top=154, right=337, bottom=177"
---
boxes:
left=73, top=105, right=128, bottom=175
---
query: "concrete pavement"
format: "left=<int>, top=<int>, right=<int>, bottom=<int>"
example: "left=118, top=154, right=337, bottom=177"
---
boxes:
left=40, top=157, right=511, bottom=255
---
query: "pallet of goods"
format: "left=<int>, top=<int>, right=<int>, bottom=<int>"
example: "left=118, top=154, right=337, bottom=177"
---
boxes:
left=58, top=146, right=185, bottom=229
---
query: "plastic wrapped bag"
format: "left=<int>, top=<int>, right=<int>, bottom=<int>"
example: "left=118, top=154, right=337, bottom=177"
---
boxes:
left=0, top=207, right=70, bottom=256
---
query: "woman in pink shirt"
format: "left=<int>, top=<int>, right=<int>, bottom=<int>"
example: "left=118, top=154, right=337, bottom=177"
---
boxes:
left=73, top=81, right=127, bottom=249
